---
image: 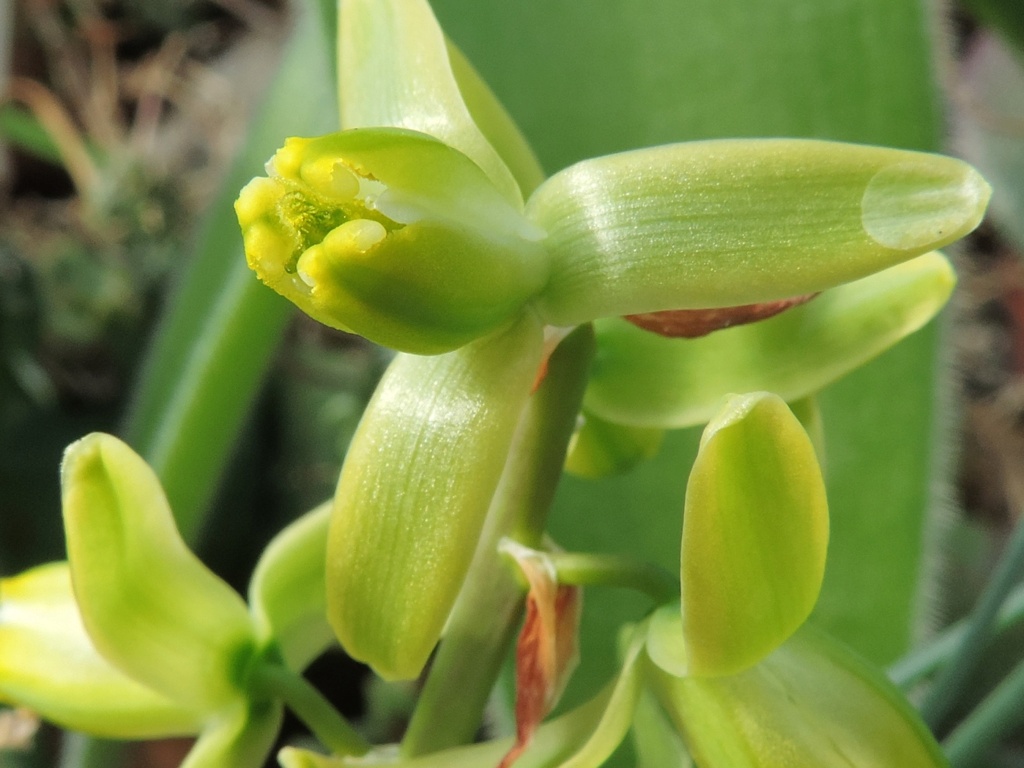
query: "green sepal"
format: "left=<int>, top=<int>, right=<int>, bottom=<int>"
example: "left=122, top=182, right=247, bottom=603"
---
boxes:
left=564, top=411, right=664, bottom=479
left=327, top=314, right=544, bottom=680
left=338, top=0, right=524, bottom=206
left=647, top=624, right=949, bottom=768
left=248, top=502, right=333, bottom=672
left=236, top=128, right=547, bottom=355
left=0, top=562, right=203, bottom=738
left=182, top=699, right=284, bottom=768
left=526, top=141, right=986, bottom=326
left=60, top=433, right=257, bottom=711
left=680, top=393, right=829, bottom=676
left=583, top=252, right=955, bottom=429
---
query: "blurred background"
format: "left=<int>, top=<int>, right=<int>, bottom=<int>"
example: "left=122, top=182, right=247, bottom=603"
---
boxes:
left=3, top=0, right=1024, bottom=765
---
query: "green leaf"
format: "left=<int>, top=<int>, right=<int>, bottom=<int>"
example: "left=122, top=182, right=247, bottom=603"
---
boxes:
left=564, top=411, right=664, bottom=479
left=339, top=0, right=524, bottom=206
left=247, top=502, right=333, bottom=672
left=236, top=128, right=547, bottom=355
left=526, top=140, right=986, bottom=327
left=0, top=104, right=63, bottom=165
left=60, top=433, right=256, bottom=711
left=121, top=0, right=339, bottom=539
left=583, top=252, right=955, bottom=429
left=680, top=393, right=828, bottom=676
left=648, top=624, right=949, bottom=768
left=327, top=314, right=544, bottom=680
left=0, top=563, right=202, bottom=738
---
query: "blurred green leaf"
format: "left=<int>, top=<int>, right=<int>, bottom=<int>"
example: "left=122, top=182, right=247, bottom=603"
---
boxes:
left=0, top=105, right=62, bottom=165
left=121, top=2, right=338, bottom=540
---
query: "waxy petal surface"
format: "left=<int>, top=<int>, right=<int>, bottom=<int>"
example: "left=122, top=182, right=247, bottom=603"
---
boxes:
left=680, top=394, right=828, bottom=676
left=527, top=140, right=986, bottom=326
left=61, top=434, right=256, bottom=711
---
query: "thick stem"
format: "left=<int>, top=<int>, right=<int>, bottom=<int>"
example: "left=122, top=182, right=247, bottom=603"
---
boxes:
left=399, top=324, right=595, bottom=757
left=249, top=663, right=370, bottom=757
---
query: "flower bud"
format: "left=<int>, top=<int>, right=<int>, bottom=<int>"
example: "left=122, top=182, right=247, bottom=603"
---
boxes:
left=61, top=433, right=257, bottom=712
left=236, top=128, right=549, bottom=354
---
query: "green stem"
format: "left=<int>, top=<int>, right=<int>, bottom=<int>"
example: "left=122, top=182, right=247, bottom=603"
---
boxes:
left=399, top=324, right=595, bottom=757
left=888, top=582, right=1024, bottom=689
left=919, top=515, right=1024, bottom=732
left=546, top=551, right=679, bottom=604
left=943, top=656, right=1024, bottom=768
left=249, top=663, right=370, bottom=757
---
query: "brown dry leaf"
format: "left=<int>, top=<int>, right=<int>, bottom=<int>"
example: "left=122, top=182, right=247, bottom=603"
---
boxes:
left=498, top=541, right=582, bottom=768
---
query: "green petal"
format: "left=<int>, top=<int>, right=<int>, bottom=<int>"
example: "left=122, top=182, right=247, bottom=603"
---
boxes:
left=680, top=394, right=829, bottom=676
left=236, top=128, right=547, bottom=355
left=583, top=252, right=955, bottom=429
left=648, top=625, right=948, bottom=768
left=526, top=140, right=986, bottom=326
left=338, top=0, right=524, bottom=206
left=248, top=502, right=333, bottom=672
left=0, top=563, right=203, bottom=738
left=564, top=410, right=664, bottom=479
left=327, top=314, right=544, bottom=680
left=61, top=433, right=256, bottom=711
left=182, top=699, right=283, bottom=768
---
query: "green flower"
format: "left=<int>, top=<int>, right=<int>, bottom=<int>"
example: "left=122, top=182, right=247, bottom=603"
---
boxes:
left=237, top=0, right=987, bottom=359
left=236, top=0, right=991, bottom=684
